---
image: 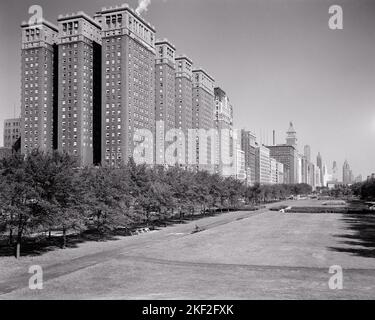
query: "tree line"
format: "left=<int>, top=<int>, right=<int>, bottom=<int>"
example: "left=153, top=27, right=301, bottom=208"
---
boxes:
left=0, top=150, right=312, bottom=258
left=351, top=179, right=375, bottom=200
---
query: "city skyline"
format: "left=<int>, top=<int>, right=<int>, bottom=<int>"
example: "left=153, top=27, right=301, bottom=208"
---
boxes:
left=1, top=0, right=375, bottom=178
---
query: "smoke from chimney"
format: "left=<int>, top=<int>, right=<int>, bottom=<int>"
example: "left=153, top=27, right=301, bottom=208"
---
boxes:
left=136, top=0, right=152, bottom=15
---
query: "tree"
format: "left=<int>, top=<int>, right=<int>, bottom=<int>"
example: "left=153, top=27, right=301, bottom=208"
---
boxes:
left=0, top=152, right=40, bottom=258
left=24, top=150, right=85, bottom=249
left=82, top=166, right=132, bottom=237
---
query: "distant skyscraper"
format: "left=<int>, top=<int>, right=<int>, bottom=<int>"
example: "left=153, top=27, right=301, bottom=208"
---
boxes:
left=304, top=145, right=311, bottom=163
left=57, top=12, right=102, bottom=166
left=192, top=69, right=215, bottom=171
left=175, top=55, right=193, bottom=165
left=343, top=160, right=351, bottom=185
left=332, top=161, right=338, bottom=182
left=155, top=39, right=176, bottom=165
left=301, top=155, right=308, bottom=184
left=286, top=122, right=297, bottom=148
left=267, top=145, right=297, bottom=184
left=241, top=130, right=256, bottom=186
left=317, top=152, right=323, bottom=186
left=96, top=4, right=156, bottom=166
left=296, top=153, right=303, bottom=183
left=3, top=118, right=21, bottom=149
left=322, top=164, right=332, bottom=187
left=307, top=162, right=316, bottom=189
left=20, top=19, right=58, bottom=154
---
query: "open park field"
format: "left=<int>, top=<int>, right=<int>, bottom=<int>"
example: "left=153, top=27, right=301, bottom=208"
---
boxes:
left=0, top=200, right=374, bottom=299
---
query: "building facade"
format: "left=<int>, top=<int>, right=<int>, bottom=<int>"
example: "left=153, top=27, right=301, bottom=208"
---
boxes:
left=57, top=12, right=102, bottom=166
left=276, top=161, right=284, bottom=184
left=241, top=130, right=256, bottom=186
left=175, top=55, right=193, bottom=166
left=20, top=19, right=58, bottom=154
left=267, top=144, right=297, bottom=184
left=317, top=152, right=323, bottom=186
left=343, top=160, right=351, bottom=185
left=270, top=158, right=277, bottom=184
left=255, top=145, right=271, bottom=184
left=214, top=87, right=233, bottom=176
left=155, top=39, right=176, bottom=165
left=192, top=69, right=215, bottom=171
left=3, top=118, right=21, bottom=149
left=96, top=4, right=156, bottom=166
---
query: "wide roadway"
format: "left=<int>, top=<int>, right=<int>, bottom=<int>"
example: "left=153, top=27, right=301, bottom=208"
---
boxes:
left=0, top=200, right=374, bottom=299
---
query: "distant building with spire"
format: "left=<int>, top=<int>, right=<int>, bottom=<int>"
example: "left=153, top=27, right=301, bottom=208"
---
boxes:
left=267, top=122, right=298, bottom=184
left=286, top=122, right=297, bottom=148
left=343, top=160, right=351, bottom=185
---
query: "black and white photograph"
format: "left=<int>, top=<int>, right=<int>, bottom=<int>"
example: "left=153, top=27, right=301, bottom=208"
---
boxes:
left=0, top=0, right=375, bottom=306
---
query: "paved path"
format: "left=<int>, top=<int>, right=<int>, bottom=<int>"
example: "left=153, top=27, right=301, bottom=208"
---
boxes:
left=1, top=201, right=374, bottom=299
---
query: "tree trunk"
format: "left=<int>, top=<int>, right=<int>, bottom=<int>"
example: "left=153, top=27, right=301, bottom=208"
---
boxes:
left=62, top=227, right=67, bottom=249
left=15, top=231, right=22, bottom=259
left=15, top=219, right=23, bottom=259
left=48, top=229, right=51, bottom=240
left=8, top=228, right=13, bottom=245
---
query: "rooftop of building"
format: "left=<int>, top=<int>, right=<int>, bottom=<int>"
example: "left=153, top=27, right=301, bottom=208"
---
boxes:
left=155, top=38, right=176, bottom=50
left=214, top=87, right=226, bottom=97
left=57, top=11, right=102, bottom=29
left=175, top=55, right=193, bottom=64
left=96, top=3, right=156, bottom=32
left=266, top=144, right=297, bottom=150
left=4, top=117, right=21, bottom=122
left=21, top=18, right=59, bottom=32
left=193, top=68, right=215, bottom=82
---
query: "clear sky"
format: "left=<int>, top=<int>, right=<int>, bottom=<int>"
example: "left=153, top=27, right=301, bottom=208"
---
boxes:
left=0, top=0, right=374, bottom=179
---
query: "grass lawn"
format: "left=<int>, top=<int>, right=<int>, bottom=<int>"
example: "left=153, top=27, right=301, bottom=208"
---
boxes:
left=1, top=201, right=375, bottom=299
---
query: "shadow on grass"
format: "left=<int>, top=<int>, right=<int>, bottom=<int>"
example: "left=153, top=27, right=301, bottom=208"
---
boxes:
left=329, top=213, right=375, bottom=258
left=0, top=207, right=258, bottom=258
left=0, top=231, right=121, bottom=258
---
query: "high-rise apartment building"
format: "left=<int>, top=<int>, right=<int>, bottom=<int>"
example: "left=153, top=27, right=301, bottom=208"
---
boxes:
left=3, top=118, right=21, bottom=149
left=57, top=12, right=102, bottom=166
left=214, top=87, right=233, bottom=176
left=155, top=39, right=176, bottom=164
left=20, top=19, right=58, bottom=154
left=241, top=130, right=256, bottom=186
left=175, top=55, right=193, bottom=165
left=96, top=4, right=156, bottom=166
left=192, top=69, right=215, bottom=171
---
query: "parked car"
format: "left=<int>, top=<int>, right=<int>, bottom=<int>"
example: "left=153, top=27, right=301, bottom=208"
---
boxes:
left=369, top=205, right=375, bottom=211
